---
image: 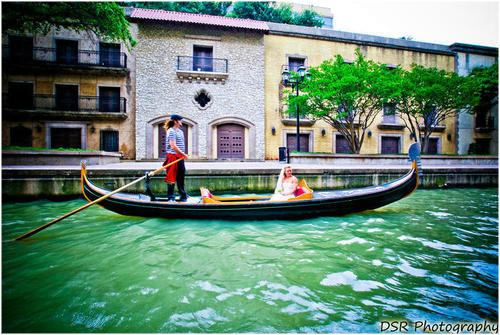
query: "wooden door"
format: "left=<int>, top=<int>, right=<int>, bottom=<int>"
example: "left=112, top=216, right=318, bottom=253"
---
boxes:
left=217, top=124, right=244, bottom=159
left=335, top=134, right=352, bottom=153
left=286, top=133, right=309, bottom=152
left=381, top=136, right=400, bottom=154
left=193, top=46, right=213, bottom=72
left=51, top=128, right=81, bottom=149
left=426, top=138, right=438, bottom=154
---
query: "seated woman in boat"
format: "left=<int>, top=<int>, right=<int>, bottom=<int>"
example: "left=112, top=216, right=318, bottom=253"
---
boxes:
left=270, top=165, right=298, bottom=201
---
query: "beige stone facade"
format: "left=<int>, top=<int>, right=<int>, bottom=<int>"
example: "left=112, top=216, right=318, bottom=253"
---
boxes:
left=132, top=22, right=265, bottom=160
left=2, top=27, right=137, bottom=158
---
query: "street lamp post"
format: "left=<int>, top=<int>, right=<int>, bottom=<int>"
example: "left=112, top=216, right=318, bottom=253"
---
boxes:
left=282, top=66, right=309, bottom=152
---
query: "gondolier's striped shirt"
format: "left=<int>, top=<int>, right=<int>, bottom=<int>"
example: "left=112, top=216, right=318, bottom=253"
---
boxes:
left=166, top=128, right=185, bottom=154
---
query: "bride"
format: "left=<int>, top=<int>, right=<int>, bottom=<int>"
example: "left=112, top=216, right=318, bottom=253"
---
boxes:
left=270, top=165, right=298, bottom=201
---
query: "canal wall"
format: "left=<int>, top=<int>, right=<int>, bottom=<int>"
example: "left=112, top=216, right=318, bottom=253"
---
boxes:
left=2, top=159, right=498, bottom=200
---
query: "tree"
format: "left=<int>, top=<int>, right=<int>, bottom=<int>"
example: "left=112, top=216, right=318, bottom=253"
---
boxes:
left=2, top=2, right=136, bottom=48
left=287, top=50, right=396, bottom=153
left=123, top=2, right=232, bottom=16
left=468, top=63, right=499, bottom=118
left=231, top=2, right=323, bottom=27
left=125, top=1, right=323, bottom=27
left=292, top=8, right=324, bottom=27
left=394, top=64, right=477, bottom=153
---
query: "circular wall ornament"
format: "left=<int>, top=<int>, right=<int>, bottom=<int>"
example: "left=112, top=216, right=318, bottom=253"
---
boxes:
left=192, top=89, right=213, bottom=110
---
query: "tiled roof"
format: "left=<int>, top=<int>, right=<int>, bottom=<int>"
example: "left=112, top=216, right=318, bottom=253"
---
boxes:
left=130, top=8, right=269, bottom=31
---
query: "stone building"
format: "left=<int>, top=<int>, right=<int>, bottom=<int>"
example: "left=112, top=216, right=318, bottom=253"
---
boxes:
left=450, top=43, right=498, bottom=155
left=264, top=23, right=461, bottom=157
left=2, top=27, right=137, bottom=158
left=127, top=8, right=268, bottom=160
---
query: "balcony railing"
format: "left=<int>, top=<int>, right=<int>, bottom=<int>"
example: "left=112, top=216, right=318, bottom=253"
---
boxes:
left=3, top=94, right=127, bottom=114
left=476, top=116, right=495, bottom=129
left=177, top=56, right=228, bottom=73
left=3, top=46, right=127, bottom=68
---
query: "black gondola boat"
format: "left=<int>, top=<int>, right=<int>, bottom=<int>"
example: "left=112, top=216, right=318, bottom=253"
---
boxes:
left=81, top=143, right=421, bottom=220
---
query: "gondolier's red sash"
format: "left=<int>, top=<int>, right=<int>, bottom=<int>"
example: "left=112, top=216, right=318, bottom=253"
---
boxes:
left=163, top=153, right=182, bottom=184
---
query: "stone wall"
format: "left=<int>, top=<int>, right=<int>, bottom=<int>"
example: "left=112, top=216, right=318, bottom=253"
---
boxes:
left=134, top=22, right=265, bottom=160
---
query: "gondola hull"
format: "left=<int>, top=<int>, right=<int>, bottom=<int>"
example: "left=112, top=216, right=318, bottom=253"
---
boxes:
left=81, top=161, right=419, bottom=220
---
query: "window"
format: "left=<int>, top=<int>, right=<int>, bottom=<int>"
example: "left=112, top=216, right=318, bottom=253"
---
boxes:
left=10, top=125, right=32, bottom=147
left=100, top=42, right=121, bottom=67
left=335, top=134, right=352, bottom=153
left=381, top=136, right=400, bottom=154
left=475, top=111, right=494, bottom=128
left=423, top=105, right=438, bottom=127
left=288, top=57, right=305, bottom=73
left=382, top=103, right=397, bottom=124
left=56, top=39, right=78, bottom=64
left=55, top=84, right=78, bottom=111
left=100, top=130, right=119, bottom=152
left=193, top=46, right=213, bottom=72
left=8, top=82, right=33, bottom=109
left=50, top=127, right=81, bottom=149
left=99, top=87, right=121, bottom=113
left=9, top=35, right=33, bottom=61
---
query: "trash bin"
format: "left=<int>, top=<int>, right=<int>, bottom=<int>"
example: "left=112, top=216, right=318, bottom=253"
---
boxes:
left=279, top=147, right=289, bottom=162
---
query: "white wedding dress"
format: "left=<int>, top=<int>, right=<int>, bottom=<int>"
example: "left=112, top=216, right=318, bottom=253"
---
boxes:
left=270, top=167, right=296, bottom=201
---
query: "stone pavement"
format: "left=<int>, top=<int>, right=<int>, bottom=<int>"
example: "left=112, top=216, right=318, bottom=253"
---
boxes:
left=2, top=159, right=497, bottom=172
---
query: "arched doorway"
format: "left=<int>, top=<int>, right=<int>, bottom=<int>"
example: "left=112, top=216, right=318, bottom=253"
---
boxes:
left=217, top=123, right=245, bottom=159
left=158, top=123, right=188, bottom=159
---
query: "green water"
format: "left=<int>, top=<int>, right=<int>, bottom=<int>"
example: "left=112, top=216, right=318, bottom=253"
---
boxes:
left=2, top=188, right=498, bottom=333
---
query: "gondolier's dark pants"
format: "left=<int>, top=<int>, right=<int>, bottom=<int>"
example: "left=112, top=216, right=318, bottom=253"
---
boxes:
left=167, top=159, right=187, bottom=201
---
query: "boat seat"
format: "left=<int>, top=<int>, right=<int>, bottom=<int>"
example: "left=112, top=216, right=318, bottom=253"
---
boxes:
left=290, top=180, right=313, bottom=200
left=200, top=187, right=220, bottom=204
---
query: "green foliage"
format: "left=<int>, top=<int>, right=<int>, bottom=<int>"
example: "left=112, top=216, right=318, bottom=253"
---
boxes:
left=3, top=146, right=95, bottom=152
left=123, top=2, right=232, bottom=16
left=2, top=2, right=136, bottom=49
left=125, top=1, right=323, bottom=27
left=287, top=49, right=397, bottom=153
left=394, top=64, right=477, bottom=152
left=292, top=8, right=324, bottom=27
left=468, top=62, right=499, bottom=113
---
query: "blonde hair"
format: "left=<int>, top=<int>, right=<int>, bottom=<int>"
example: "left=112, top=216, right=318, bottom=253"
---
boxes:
left=164, top=119, right=175, bottom=130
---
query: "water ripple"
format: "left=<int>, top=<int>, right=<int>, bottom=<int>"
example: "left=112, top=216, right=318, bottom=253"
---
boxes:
left=2, top=188, right=498, bottom=333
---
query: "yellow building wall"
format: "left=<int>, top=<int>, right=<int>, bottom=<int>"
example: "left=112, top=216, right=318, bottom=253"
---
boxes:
left=264, top=34, right=456, bottom=157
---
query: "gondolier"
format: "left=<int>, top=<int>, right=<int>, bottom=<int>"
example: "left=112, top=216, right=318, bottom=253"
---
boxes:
left=163, top=114, right=189, bottom=202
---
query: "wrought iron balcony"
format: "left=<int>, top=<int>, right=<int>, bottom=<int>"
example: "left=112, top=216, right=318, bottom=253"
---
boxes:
left=3, top=94, right=127, bottom=114
left=475, top=116, right=495, bottom=132
left=3, top=46, right=127, bottom=68
left=176, top=56, right=228, bottom=84
left=177, top=56, right=228, bottom=73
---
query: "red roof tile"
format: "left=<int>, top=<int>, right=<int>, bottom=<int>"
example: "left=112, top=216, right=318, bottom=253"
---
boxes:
left=130, top=8, right=269, bottom=31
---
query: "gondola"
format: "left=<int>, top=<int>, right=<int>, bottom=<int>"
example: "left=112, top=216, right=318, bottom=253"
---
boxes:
left=81, top=143, right=421, bottom=220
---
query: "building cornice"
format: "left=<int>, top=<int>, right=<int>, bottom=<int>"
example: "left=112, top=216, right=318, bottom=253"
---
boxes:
left=266, top=22, right=456, bottom=56
left=449, top=43, right=498, bottom=57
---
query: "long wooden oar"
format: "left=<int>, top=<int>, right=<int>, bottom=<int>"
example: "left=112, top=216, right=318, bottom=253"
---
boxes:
left=14, top=157, right=184, bottom=241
